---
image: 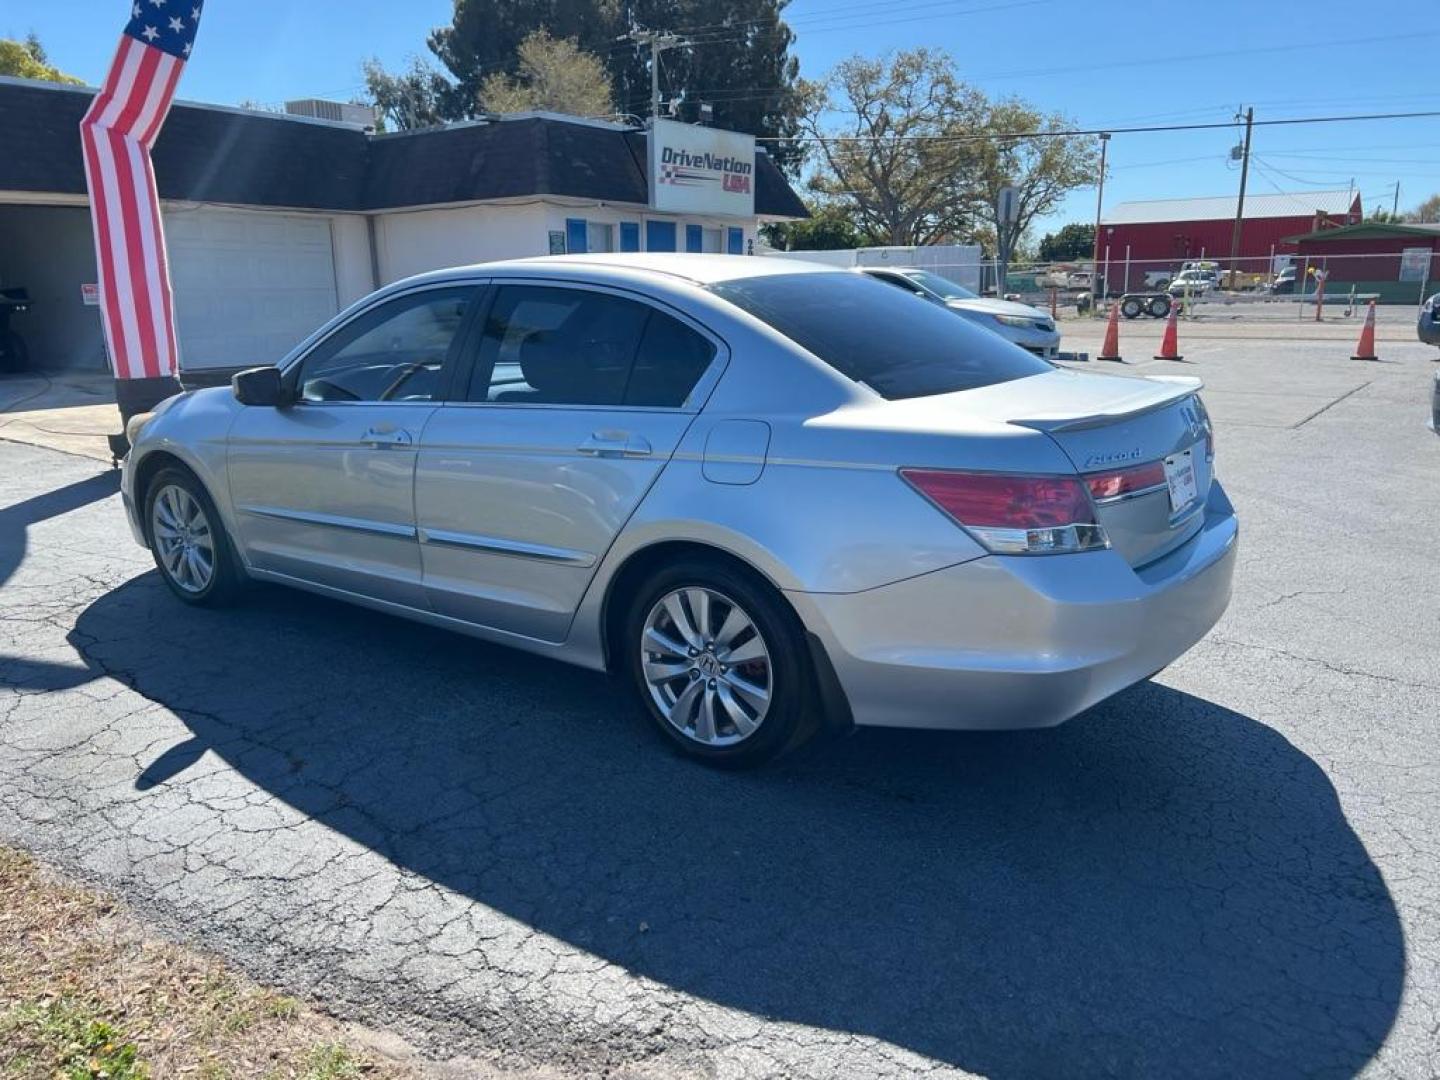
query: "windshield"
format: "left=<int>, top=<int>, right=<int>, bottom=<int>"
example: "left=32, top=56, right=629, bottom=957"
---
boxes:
left=711, top=272, right=1050, bottom=401
left=900, top=270, right=978, bottom=300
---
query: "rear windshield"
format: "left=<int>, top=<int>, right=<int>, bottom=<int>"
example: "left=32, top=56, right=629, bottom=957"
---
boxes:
left=710, top=272, right=1051, bottom=400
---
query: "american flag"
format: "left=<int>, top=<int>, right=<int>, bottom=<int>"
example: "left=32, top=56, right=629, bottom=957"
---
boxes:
left=80, top=1, right=202, bottom=381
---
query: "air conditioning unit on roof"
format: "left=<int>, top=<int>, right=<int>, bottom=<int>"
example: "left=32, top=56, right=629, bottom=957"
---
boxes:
left=284, top=99, right=377, bottom=129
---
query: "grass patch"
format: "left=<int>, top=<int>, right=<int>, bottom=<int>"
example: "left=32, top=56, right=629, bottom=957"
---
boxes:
left=0, top=846, right=412, bottom=1078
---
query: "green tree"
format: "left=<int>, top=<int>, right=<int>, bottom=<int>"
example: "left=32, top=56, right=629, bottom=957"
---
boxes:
left=479, top=30, right=613, bottom=116
left=800, top=48, right=989, bottom=246
left=1409, top=193, right=1440, bottom=224
left=1037, top=222, right=1096, bottom=262
left=761, top=202, right=862, bottom=251
left=427, top=0, right=618, bottom=119
left=366, top=1, right=804, bottom=168
left=970, top=99, right=1100, bottom=262
left=0, top=34, right=83, bottom=85
left=361, top=56, right=452, bottom=131
left=801, top=50, right=1097, bottom=254
left=608, top=1, right=805, bottom=171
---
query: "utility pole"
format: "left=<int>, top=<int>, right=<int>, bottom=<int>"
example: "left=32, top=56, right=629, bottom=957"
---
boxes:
left=1392, top=181, right=1401, bottom=219
left=1090, top=132, right=1110, bottom=315
left=1228, top=106, right=1254, bottom=280
left=624, top=27, right=688, bottom=121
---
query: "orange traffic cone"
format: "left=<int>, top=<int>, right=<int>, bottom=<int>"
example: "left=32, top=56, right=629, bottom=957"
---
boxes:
left=1097, top=303, right=1123, bottom=362
left=1350, top=299, right=1378, bottom=361
left=1154, top=301, right=1183, bottom=361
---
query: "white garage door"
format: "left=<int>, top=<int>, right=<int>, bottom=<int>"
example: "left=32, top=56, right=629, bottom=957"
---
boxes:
left=166, top=208, right=338, bottom=372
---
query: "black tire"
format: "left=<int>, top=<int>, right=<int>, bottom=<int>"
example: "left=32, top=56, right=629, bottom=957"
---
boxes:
left=1148, top=296, right=1172, bottom=319
left=1120, top=297, right=1143, bottom=319
left=143, top=465, right=246, bottom=606
left=623, top=557, right=821, bottom=768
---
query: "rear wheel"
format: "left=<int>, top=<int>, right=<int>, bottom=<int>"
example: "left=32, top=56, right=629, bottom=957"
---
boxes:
left=144, top=467, right=245, bottom=606
left=1148, top=296, right=1172, bottom=318
left=625, top=558, right=818, bottom=767
left=1120, top=297, right=1144, bottom=319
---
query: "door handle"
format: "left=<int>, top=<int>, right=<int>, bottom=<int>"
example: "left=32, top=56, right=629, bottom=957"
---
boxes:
left=577, top=432, right=651, bottom=458
left=361, top=426, right=413, bottom=448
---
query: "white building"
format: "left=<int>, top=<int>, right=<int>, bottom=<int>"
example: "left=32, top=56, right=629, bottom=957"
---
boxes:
left=0, top=78, right=807, bottom=381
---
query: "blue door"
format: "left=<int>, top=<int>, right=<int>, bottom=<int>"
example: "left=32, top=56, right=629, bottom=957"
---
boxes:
left=685, top=224, right=703, bottom=253
left=565, top=218, right=588, bottom=254
left=645, top=220, right=677, bottom=252
left=727, top=227, right=745, bottom=255
left=620, top=222, right=640, bottom=252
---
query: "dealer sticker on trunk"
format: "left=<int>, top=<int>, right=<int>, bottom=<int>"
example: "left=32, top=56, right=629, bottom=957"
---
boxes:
left=1164, top=445, right=1200, bottom=514
left=1163, top=446, right=1198, bottom=518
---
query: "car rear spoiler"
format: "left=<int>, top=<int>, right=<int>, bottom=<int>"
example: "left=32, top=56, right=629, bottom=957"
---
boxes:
left=1008, top=376, right=1202, bottom=433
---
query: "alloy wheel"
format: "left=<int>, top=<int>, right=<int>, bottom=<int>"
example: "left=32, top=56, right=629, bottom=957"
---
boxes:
left=640, top=586, right=772, bottom=747
left=151, top=484, right=215, bottom=594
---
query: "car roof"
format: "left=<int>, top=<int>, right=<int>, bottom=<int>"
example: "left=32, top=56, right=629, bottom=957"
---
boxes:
left=395, top=252, right=846, bottom=290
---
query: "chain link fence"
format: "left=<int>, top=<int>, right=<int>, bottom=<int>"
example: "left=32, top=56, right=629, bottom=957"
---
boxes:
left=972, top=251, right=1438, bottom=323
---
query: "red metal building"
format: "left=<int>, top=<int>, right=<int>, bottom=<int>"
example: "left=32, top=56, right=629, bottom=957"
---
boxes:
left=1287, top=221, right=1440, bottom=303
left=1099, top=190, right=1362, bottom=272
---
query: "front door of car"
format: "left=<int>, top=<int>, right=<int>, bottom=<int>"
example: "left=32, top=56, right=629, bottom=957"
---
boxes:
left=227, top=284, right=481, bottom=608
left=414, top=282, right=722, bottom=641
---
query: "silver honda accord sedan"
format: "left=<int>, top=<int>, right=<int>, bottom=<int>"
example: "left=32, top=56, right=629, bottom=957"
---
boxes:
left=121, top=254, right=1238, bottom=766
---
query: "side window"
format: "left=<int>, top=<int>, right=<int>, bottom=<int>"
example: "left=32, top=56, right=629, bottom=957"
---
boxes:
left=466, top=287, right=715, bottom=408
left=624, top=310, right=716, bottom=408
left=297, top=288, right=473, bottom=404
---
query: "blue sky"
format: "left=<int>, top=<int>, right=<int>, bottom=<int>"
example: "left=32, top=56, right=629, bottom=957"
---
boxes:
left=10, top=0, right=1437, bottom=235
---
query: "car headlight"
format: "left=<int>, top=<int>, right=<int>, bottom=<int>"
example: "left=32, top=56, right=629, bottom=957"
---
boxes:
left=125, top=411, right=155, bottom=446
left=992, top=313, right=1038, bottom=329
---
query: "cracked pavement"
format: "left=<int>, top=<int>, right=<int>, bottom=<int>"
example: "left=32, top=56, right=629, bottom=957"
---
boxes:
left=0, top=339, right=1437, bottom=1078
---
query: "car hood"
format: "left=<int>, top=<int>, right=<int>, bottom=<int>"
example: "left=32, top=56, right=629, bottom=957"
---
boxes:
left=944, top=298, right=1050, bottom=320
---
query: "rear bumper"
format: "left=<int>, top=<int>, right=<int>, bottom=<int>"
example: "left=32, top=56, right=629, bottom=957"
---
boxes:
left=789, top=482, right=1238, bottom=731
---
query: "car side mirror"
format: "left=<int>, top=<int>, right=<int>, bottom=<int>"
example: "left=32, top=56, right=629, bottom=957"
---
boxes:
left=231, top=366, right=289, bottom=407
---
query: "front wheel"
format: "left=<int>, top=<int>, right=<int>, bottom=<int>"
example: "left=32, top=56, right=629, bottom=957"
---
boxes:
left=624, top=559, right=819, bottom=767
left=1120, top=297, right=1144, bottom=319
left=144, top=467, right=245, bottom=606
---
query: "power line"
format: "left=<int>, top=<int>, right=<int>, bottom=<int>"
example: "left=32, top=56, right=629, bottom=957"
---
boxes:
left=759, top=109, right=1440, bottom=144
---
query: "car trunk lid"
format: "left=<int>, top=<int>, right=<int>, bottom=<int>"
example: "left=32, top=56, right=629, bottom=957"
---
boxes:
left=923, top=369, right=1213, bottom=567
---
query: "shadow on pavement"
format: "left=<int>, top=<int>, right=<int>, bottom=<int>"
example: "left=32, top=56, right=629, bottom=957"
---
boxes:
left=0, top=469, right=119, bottom=589
left=71, top=573, right=1403, bottom=1078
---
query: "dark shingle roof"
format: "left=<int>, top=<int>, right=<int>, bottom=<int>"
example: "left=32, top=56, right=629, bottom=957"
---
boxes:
left=0, top=78, right=805, bottom=218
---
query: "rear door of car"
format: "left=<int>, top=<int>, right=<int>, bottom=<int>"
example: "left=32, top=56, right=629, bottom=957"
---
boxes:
left=413, top=280, right=725, bottom=641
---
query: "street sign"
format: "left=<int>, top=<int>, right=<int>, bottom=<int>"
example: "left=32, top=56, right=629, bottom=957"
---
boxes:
left=997, top=186, right=1019, bottom=225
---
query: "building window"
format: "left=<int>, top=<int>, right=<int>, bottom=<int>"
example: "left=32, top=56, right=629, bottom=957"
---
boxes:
left=588, top=222, right=615, bottom=253
left=727, top=227, right=744, bottom=255
left=685, top=224, right=703, bottom=253
left=620, top=222, right=641, bottom=252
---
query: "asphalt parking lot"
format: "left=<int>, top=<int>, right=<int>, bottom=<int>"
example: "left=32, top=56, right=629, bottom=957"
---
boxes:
left=1, top=323, right=1437, bottom=1078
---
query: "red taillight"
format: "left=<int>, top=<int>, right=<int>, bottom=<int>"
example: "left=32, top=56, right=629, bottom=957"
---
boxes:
left=900, top=469, right=1107, bottom=555
left=1085, top=460, right=1166, bottom=501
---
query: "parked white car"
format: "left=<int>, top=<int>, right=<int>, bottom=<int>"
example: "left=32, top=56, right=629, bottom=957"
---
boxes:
left=1168, top=270, right=1216, bottom=297
left=860, top=267, right=1062, bottom=360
